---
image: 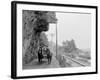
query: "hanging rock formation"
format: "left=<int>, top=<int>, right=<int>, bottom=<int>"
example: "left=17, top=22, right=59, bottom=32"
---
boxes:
left=22, top=10, right=57, bottom=64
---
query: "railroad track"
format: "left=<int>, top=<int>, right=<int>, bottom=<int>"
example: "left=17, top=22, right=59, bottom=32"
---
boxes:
left=62, top=54, right=89, bottom=67
left=51, top=50, right=90, bottom=67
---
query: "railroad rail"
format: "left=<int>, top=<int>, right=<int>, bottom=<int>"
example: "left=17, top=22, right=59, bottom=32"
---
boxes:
left=62, top=54, right=90, bottom=67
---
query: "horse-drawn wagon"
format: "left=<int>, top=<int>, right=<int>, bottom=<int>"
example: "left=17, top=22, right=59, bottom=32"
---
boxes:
left=38, top=46, right=52, bottom=64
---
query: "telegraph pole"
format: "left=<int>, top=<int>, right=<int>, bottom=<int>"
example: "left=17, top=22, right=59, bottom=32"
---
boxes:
left=56, top=23, right=58, bottom=57
left=50, top=33, right=54, bottom=43
left=50, top=33, right=54, bottom=51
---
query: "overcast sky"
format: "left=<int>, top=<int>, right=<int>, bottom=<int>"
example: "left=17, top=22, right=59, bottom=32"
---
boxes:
left=45, top=12, right=91, bottom=49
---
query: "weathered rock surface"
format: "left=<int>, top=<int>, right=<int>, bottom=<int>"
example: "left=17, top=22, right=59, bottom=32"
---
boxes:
left=23, top=10, right=57, bottom=64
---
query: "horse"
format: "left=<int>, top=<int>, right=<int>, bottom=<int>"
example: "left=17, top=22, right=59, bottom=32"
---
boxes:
left=43, top=47, right=52, bottom=64
left=38, top=46, right=43, bottom=63
left=38, top=46, right=52, bottom=64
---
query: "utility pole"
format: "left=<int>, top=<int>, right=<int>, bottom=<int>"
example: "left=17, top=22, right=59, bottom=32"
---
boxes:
left=50, top=33, right=54, bottom=42
left=50, top=33, right=54, bottom=51
left=56, top=23, right=58, bottom=57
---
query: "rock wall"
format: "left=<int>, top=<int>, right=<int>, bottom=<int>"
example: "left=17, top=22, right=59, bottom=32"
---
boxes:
left=22, top=10, right=57, bottom=64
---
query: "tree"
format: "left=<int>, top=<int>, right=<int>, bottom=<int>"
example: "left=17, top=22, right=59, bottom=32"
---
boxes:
left=40, top=32, right=49, bottom=47
left=62, top=39, right=77, bottom=53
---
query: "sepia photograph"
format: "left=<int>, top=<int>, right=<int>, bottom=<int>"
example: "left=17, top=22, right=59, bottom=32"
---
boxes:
left=11, top=1, right=97, bottom=79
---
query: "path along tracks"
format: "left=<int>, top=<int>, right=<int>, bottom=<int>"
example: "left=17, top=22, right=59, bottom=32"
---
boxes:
left=61, top=54, right=90, bottom=67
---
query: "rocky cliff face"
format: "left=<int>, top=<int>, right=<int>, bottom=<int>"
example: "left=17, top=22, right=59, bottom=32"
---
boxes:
left=22, top=10, right=57, bottom=64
